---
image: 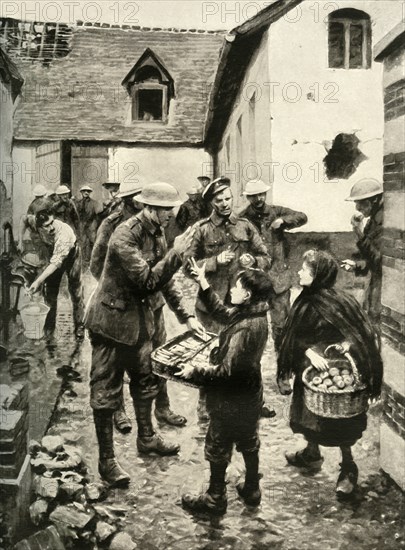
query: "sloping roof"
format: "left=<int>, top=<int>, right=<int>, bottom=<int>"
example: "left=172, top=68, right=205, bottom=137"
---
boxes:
left=204, top=0, right=304, bottom=153
left=374, top=21, right=405, bottom=61
left=7, top=23, right=224, bottom=144
left=0, top=47, right=24, bottom=100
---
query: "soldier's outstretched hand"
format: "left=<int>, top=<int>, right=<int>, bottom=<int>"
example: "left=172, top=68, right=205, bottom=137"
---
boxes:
left=173, top=226, right=196, bottom=255
left=186, top=316, right=207, bottom=339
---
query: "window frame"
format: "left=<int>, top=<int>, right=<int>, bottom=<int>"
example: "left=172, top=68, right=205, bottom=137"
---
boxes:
left=328, top=14, right=371, bottom=70
left=131, top=81, right=168, bottom=123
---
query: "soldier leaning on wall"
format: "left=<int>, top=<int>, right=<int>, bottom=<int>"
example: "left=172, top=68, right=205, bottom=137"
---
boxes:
left=341, top=178, right=384, bottom=343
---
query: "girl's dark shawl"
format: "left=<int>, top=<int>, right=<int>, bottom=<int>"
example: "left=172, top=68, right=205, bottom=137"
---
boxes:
left=278, top=254, right=383, bottom=397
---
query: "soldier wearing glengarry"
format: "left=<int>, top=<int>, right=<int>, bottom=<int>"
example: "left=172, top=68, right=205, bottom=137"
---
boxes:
left=84, top=183, right=204, bottom=487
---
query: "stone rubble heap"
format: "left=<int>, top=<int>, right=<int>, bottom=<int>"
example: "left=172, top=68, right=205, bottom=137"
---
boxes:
left=15, top=434, right=137, bottom=550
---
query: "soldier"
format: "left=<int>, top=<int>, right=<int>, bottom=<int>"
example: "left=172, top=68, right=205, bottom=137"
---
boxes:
left=176, top=179, right=211, bottom=232
left=185, top=177, right=270, bottom=419
left=185, top=177, right=270, bottom=331
left=90, top=181, right=143, bottom=280
left=52, top=185, right=81, bottom=236
left=341, top=178, right=383, bottom=340
left=99, top=182, right=122, bottom=222
left=84, top=183, right=205, bottom=487
left=18, top=185, right=53, bottom=255
left=27, top=210, right=85, bottom=340
left=76, top=185, right=100, bottom=264
left=90, top=180, right=143, bottom=435
left=27, top=184, right=53, bottom=215
left=239, top=179, right=308, bottom=353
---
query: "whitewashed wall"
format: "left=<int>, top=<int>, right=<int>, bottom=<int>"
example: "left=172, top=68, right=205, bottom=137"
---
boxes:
left=109, top=146, right=212, bottom=200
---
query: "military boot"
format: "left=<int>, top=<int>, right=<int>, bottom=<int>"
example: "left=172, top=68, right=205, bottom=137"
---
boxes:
left=113, top=398, right=132, bottom=434
left=155, top=382, right=187, bottom=427
left=93, top=410, right=130, bottom=487
left=137, top=434, right=180, bottom=455
left=134, top=398, right=180, bottom=455
left=182, top=462, right=227, bottom=515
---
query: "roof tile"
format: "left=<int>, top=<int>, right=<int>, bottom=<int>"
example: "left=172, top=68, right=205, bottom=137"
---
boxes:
left=11, top=25, right=224, bottom=143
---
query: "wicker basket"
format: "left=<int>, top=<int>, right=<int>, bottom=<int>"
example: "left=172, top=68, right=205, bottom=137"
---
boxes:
left=302, top=345, right=369, bottom=419
left=151, top=330, right=218, bottom=388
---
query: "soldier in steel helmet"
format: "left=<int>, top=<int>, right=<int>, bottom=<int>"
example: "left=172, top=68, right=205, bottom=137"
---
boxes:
left=52, top=185, right=81, bottom=236
left=18, top=184, right=54, bottom=256
left=90, top=180, right=144, bottom=435
left=341, top=178, right=384, bottom=339
left=176, top=177, right=212, bottom=232
left=99, top=182, right=122, bottom=221
left=84, top=182, right=205, bottom=487
left=239, top=179, right=308, bottom=353
left=76, top=185, right=101, bottom=264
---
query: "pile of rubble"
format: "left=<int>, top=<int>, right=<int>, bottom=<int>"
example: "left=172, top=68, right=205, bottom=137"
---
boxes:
left=17, top=435, right=137, bottom=550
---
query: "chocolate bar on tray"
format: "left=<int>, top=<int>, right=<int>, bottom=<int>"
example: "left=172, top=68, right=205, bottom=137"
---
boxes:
left=151, top=330, right=218, bottom=388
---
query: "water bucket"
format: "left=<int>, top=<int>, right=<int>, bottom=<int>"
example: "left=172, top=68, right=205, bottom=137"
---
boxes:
left=19, top=300, right=50, bottom=340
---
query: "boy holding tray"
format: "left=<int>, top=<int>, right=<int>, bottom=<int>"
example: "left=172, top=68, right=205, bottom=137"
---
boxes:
left=176, top=258, right=272, bottom=515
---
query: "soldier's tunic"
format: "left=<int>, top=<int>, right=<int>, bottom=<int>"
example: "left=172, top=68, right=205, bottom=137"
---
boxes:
left=53, top=199, right=81, bottom=236
left=239, top=203, right=307, bottom=351
left=76, top=197, right=100, bottom=263
left=25, top=197, right=55, bottom=260
left=85, top=211, right=192, bottom=409
left=90, top=203, right=141, bottom=280
left=185, top=211, right=270, bottom=332
left=176, top=194, right=210, bottom=231
left=353, top=197, right=383, bottom=338
left=99, top=197, right=122, bottom=222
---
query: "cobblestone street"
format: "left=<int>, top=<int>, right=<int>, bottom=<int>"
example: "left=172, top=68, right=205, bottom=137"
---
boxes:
left=41, top=270, right=405, bottom=550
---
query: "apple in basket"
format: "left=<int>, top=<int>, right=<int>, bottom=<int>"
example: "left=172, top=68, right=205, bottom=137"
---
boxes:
left=312, top=376, right=322, bottom=386
left=329, top=367, right=340, bottom=377
left=343, top=374, right=354, bottom=386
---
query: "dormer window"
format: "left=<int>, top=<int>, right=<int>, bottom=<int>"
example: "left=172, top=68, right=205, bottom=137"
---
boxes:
left=122, top=49, right=174, bottom=123
left=328, top=9, right=371, bottom=69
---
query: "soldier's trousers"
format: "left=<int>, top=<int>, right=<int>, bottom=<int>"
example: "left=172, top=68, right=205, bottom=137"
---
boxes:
left=268, top=289, right=291, bottom=353
left=89, top=308, right=170, bottom=410
left=43, top=243, right=84, bottom=334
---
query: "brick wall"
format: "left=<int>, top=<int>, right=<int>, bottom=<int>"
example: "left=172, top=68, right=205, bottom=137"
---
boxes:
left=382, top=383, right=405, bottom=439
left=375, top=23, right=405, bottom=490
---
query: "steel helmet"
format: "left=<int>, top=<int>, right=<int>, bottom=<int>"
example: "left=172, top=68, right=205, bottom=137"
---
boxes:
left=187, top=182, right=203, bottom=195
left=102, top=182, right=120, bottom=190
left=197, top=176, right=211, bottom=188
left=117, top=181, right=143, bottom=198
left=80, top=185, right=93, bottom=193
left=33, top=184, right=47, bottom=197
left=243, top=179, right=270, bottom=196
left=345, top=178, right=383, bottom=201
left=136, top=182, right=182, bottom=207
left=55, top=185, right=71, bottom=195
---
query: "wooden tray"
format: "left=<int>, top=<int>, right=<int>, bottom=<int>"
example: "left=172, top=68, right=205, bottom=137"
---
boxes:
left=151, top=330, right=218, bottom=388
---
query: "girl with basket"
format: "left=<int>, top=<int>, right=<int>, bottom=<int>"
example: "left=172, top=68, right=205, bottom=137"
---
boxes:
left=277, top=249, right=383, bottom=496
